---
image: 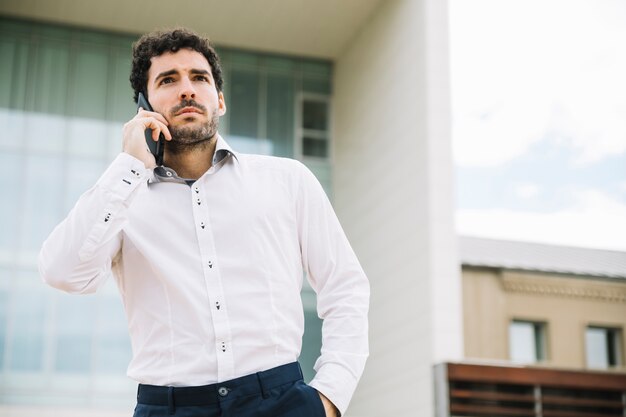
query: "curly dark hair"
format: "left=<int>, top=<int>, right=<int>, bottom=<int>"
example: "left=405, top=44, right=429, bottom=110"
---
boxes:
left=130, top=28, right=224, bottom=103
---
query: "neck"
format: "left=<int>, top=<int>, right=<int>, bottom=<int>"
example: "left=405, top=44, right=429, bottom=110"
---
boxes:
left=163, top=136, right=217, bottom=180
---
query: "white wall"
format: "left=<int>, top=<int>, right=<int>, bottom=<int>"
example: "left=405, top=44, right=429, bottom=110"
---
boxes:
left=332, top=0, right=462, bottom=415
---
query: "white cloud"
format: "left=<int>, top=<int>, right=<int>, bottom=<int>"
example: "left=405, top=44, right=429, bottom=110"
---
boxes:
left=513, top=182, right=540, bottom=200
left=450, top=0, right=626, bottom=167
left=456, top=188, right=626, bottom=251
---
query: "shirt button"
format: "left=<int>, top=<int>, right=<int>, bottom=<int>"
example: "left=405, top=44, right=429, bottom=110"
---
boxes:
left=218, top=387, right=229, bottom=397
left=166, top=171, right=172, bottom=177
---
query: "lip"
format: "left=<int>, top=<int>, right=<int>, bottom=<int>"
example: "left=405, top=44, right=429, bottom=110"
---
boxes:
left=176, top=107, right=203, bottom=116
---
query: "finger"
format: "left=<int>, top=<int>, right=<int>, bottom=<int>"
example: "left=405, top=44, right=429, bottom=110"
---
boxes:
left=137, top=108, right=169, bottom=126
left=144, top=119, right=172, bottom=141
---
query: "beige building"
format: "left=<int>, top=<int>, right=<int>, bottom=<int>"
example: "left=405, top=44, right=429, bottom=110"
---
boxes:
left=460, top=236, right=626, bottom=371
left=434, top=237, right=626, bottom=417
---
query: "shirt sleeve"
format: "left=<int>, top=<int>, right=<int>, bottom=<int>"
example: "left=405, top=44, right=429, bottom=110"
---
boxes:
left=295, top=162, right=370, bottom=416
left=38, top=153, right=149, bottom=294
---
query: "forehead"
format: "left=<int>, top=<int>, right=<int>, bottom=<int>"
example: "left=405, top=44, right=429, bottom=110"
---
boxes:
left=148, top=49, right=211, bottom=80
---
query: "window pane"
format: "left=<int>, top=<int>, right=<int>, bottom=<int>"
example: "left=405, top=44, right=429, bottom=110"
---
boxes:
left=300, top=290, right=322, bottom=383
left=20, top=155, right=65, bottom=254
left=64, top=157, right=105, bottom=212
left=55, top=294, right=95, bottom=373
left=606, top=330, right=622, bottom=366
left=70, top=47, right=109, bottom=119
left=302, top=78, right=331, bottom=95
left=0, top=38, right=17, bottom=108
left=9, top=276, right=47, bottom=371
left=25, top=112, right=66, bottom=154
left=303, top=137, right=328, bottom=158
left=0, top=151, right=21, bottom=254
left=94, top=295, right=132, bottom=374
left=509, top=321, right=536, bottom=364
left=109, top=51, right=135, bottom=122
left=267, top=75, right=294, bottom=157
left=586, top=327, right=609, bottom=368
left=67, top=117, right=108, bottom=158
left=229, top=70, right=259, bottom=138
left=302, top=101, right=328, bottom=130
left=32, top=40, right=70, bottom=115
left=0, top=270, right=8, bottom=368
left=6, top=38, right=29, bottom=111
left=0, top=108, right=27, bottom=151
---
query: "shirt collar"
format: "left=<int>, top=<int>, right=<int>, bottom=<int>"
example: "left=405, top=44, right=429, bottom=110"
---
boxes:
left=148, top=134, right=238, bottom=185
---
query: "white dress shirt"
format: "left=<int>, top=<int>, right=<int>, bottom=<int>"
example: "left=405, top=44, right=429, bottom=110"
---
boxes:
left=39, top=135, right=369, bottom=415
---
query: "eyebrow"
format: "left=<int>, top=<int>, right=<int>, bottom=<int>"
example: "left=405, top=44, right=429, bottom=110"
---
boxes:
left=154, top=69, right=211, bottom=85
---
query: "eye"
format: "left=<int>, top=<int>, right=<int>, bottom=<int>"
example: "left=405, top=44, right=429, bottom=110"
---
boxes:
left=159, top=77, right=174, bottom=85
left=194, top=75, right=209, bottom=82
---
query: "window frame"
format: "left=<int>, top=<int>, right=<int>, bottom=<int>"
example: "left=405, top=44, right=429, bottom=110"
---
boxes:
left=295, top=92, right=332, bottom=162
left=585, top=325, right=623, bottom=369
left=508, top=319, right=549, bottom=364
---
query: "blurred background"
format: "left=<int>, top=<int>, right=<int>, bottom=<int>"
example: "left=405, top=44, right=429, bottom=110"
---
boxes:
left=0, top=0, right=624, bottom=416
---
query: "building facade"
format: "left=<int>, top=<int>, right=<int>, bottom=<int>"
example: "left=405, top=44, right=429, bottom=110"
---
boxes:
left=460, top=236, right=626, bottom=371
left=0, top=1, right=461, bottom=416
left=438, top=237, right=626, bottom=417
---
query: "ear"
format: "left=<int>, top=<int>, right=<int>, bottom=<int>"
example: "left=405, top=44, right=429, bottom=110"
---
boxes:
left=217, top=91, right=227, bottom=116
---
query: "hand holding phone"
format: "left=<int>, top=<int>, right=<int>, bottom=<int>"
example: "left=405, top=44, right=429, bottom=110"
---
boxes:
left=137, top=92, right=165, bottom=166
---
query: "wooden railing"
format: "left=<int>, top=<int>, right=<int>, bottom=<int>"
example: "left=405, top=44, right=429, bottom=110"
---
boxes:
left=434, top=362, right=626, bottom=417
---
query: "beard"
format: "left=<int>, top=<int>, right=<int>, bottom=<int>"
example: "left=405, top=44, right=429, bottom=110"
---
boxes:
left=166, top=100, right=219, bottom=155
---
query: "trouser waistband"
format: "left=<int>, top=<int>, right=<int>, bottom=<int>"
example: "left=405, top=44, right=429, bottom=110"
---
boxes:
left=137, top=362, right=303, bottom=407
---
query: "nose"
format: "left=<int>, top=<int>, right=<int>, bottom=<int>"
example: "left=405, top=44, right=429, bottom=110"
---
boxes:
left=179, top=77, right=196, bottom=101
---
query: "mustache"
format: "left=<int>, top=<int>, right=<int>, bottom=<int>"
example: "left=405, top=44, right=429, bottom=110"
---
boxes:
left=170, top=99, right=207, bottom=115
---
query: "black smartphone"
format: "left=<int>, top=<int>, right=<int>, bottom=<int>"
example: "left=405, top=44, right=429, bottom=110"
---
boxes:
left=137, top=92, right=165, bottom=166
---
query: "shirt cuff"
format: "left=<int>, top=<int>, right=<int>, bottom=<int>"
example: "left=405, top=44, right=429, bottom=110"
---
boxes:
left=96, top=153, right=149, bottom=200
left=309, top=362, right=361, bottom=416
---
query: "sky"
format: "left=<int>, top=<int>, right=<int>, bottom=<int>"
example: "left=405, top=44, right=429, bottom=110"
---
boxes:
left=449, top=0, right=626, bottom=251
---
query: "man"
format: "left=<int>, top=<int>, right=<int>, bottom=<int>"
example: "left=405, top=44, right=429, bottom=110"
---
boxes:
left=39, top=28, right=369, bottom=417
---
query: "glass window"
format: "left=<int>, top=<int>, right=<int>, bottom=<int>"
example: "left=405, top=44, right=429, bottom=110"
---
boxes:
left=509, top=320, right=547, bottom=364
left=93, top=294, right=132, bottom=374
left=70, top=46, right=109, bottom=119
left=586, top=327, right=622, bottom=368
left=32, top=39, right=70, bottom=116
left=0, top=152, right=21, bottom=255
left=302, top=101, right=328, bottom=131
left=299, top=96, right=330, bottom=159
left=266, top=74, right=294, bottom=157
left=64, top=157, right=106, bottom=212
left=228, top=69, right=260, bottom=139
left=0, top=268, right=9, bottom=369
left=9, top=272, right=48, bottom=371
left=25, top=112, right=66, bottom=154
left=54, top=294, right=95, bottom=373
left=20, top=155, right=65, bottom=254
left=303, top=137, right=328, bottom=158
left=300, top=289, right=322, bottom=383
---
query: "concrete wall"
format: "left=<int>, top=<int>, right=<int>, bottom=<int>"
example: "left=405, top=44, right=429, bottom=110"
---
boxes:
left=463, top=268, right=626, bottom=370
left=332, top=0, right=462, bottom=415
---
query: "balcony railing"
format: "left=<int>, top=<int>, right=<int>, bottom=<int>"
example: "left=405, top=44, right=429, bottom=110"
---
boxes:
left=434, top=362, right=626, bottom=417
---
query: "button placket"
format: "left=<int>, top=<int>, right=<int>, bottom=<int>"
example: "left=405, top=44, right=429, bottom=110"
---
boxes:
left=192, top=182, right=235, bottom=381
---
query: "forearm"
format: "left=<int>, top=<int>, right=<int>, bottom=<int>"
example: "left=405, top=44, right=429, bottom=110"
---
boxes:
left=39, top=153, right=148, bottom=293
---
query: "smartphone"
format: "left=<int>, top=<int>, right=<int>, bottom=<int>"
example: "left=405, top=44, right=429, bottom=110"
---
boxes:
left=137, top=92, right=165, bottom=166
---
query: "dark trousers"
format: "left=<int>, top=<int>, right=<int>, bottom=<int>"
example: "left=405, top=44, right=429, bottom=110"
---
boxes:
left=133, top=362, right=326, bottom=417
